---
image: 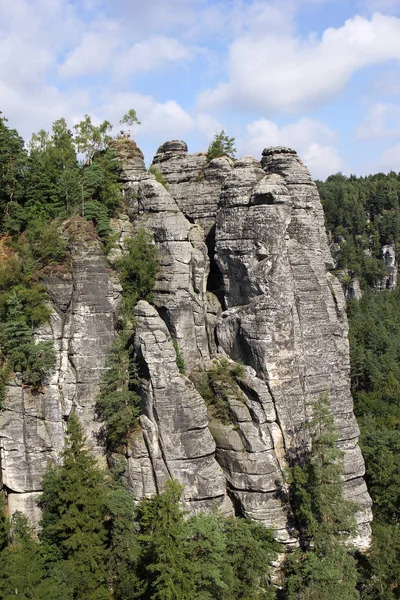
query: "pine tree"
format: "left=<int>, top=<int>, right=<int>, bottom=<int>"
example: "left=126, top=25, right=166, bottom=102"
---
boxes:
left=206, top=131, right=236, bottom=162
left=38, top=412, right=109, bottom=600
left=281, top=395, right=360, bottom=600
left=137, top=480, right=196, bottom=600
left=0, top=512, right=45, bottom=599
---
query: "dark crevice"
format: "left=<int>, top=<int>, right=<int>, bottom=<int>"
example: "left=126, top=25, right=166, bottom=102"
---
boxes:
left=156, top=306, right=176, bottom=338
left=226, top=487, right=245, bottom=517
left=134, top=347, right=151, bottom=381
left=205, top=224, right=226, bottom=309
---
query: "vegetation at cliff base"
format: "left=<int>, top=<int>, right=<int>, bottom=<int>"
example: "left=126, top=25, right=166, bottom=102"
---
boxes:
left=280, top=395, right=359, bottom=600
left=0, top=414, right=281, bottom=600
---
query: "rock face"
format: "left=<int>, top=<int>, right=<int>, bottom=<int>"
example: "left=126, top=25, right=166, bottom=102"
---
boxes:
left=377, top=244, right=398, bottom=291
left=0, top=219, right=119, bottom=523
left=0, top=141, right=372, bottom=548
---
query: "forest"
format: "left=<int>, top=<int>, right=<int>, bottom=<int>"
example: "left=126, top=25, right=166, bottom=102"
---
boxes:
left=0, top=111, right=399, bottom=598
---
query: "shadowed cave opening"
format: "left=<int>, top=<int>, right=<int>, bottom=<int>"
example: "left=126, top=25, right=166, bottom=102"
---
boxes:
left=205, top=225, right=226, bottom=310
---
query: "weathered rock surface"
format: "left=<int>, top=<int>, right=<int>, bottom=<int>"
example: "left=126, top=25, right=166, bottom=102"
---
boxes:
left=0, top=220, right=119, bottom=522
left=152, top=140, right=233, bottom=238
left=126, top=301, right=229, bottom=514
left=377, top=244, right=398, bottom=291
left=215, top=147, right=372, bottom=544
left=0, top=141, right=372, bottom=548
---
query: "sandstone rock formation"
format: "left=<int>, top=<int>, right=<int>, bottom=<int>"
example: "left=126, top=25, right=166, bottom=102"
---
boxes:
left=378, top=244, right=398, bottom=291
left=0, top=140, right=372, bottom=548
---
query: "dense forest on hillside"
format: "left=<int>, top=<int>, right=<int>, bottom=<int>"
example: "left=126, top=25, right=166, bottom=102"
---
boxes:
left=0, top=111, right=400, bottom=598
left=319, top=173, right=400, bottom=599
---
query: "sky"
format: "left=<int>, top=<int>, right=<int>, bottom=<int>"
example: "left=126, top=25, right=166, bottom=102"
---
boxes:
left=1, top=0, right=400, bottom=179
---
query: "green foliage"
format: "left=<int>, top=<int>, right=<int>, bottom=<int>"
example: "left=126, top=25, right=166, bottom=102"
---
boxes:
left=149, top=164, right=168, bottom=189
left=317, top=171, right=400, bottom=287
left=27, top=218, right=67, bottom=265
left=0, top=291, right=55, bottom=387
left=206, top=130, right=236, bottom=162
left=105, top=476, right=144, bottom=600
left=116, top=227, right=159, bottom=312
left=223, top=517, right=279, bottom=600
left=172, top=339, right=185, bottom=374
left=137, top=480, right=195, bottom=600
left=0, top=114, right=26, bottom=224
left=0, top=512, right=46, bottom=600
left=281, top=395, right=359, bottom=600
left=73, top=114, right=113, bottom=162
left=347, top=288, right=400, bottom=525
left=120, top=109, right=141, bottom=128
left=135, top=480, right=279, bottom=600
left=193, top=357, right=245, bottom=424
left=358, top=522, right=400, bottom=599
left=96, top=333, right=141, bottom=451
left=38, top=413, right=109, bottom=600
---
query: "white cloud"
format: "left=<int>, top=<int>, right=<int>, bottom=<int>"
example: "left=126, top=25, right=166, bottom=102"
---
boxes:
left=59, top=27, right=119, bottom=78
left=238, top=118, right=343, bottom=179
left=195, top=113, right=223, bottom=142
left=198, top=13, right=400, bottom=114
left=96, top=92, right=193, bottom=140
left=371, top=142, right=400, bottom=172
left=115, top=36, right=197, bottom=77
left=357, top=103, right=400, bottom=139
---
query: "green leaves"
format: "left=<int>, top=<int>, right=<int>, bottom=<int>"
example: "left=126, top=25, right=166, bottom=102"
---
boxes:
left=96, top=334, right=140, bottom=451
left=206, top=130, right=236, bottom=162
left=116, top=227, right=159, bottom=311
left=39, top=413, right=109, bottom=600
left=73, top=114, right=113, bottom=162
left=282, top=396, right=359, bottom=600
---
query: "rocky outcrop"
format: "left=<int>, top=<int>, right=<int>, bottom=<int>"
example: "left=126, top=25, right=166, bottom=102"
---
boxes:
left=0, top=219, right=119, bottom=523
left=377, top=244, right=398, bottom=291
left=0, top=141, right=372, bottom=549
left=152, top=140, right=233, bottom=238
left=215, top=147, right=371, bottom=544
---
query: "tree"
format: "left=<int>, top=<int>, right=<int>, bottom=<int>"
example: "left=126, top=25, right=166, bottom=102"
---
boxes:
left=0, top=512, right=45, bottom=600
left=0, top=114, right=26, bottom=226
left=96, top=333, right=140, bottom=451
left=281, top=395, right=360, bottom=600
left=116, top=227, right=159, bottom=312
left=38, top=412, right=109, bottom=600
left=73, top=115, right=113, bottom=162
left=105, top=472, right=144, bottom=600
left=137, top=480, right=196, bottom=600
left=120, top=109, right=141, bottom=131
left=224, top=517, right=278, bottom=600
left=206, top=130, right=236, bottom=162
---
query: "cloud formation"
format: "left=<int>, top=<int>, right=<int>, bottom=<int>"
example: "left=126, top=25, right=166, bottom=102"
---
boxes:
left=198, top=13, right=400, bottom=114
left=239, top=118, right=343, bottom=179
left=357, top=103, right=400, bottom=139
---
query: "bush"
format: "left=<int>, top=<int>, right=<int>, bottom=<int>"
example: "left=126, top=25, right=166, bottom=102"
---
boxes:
left=116, top=228, right=159, bottom=314
left=148, top=165, right=168, bottom=189
left=173, top=339, right=185, bottom=374
left=193, top=358, right=246, bottom=424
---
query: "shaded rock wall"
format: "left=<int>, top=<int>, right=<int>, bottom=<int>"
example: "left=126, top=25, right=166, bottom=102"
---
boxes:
left=0, top=140, right=372, bottom=548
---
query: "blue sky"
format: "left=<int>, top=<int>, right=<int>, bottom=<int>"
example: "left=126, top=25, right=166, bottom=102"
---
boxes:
left=1, top=0, right=400, bottom=179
